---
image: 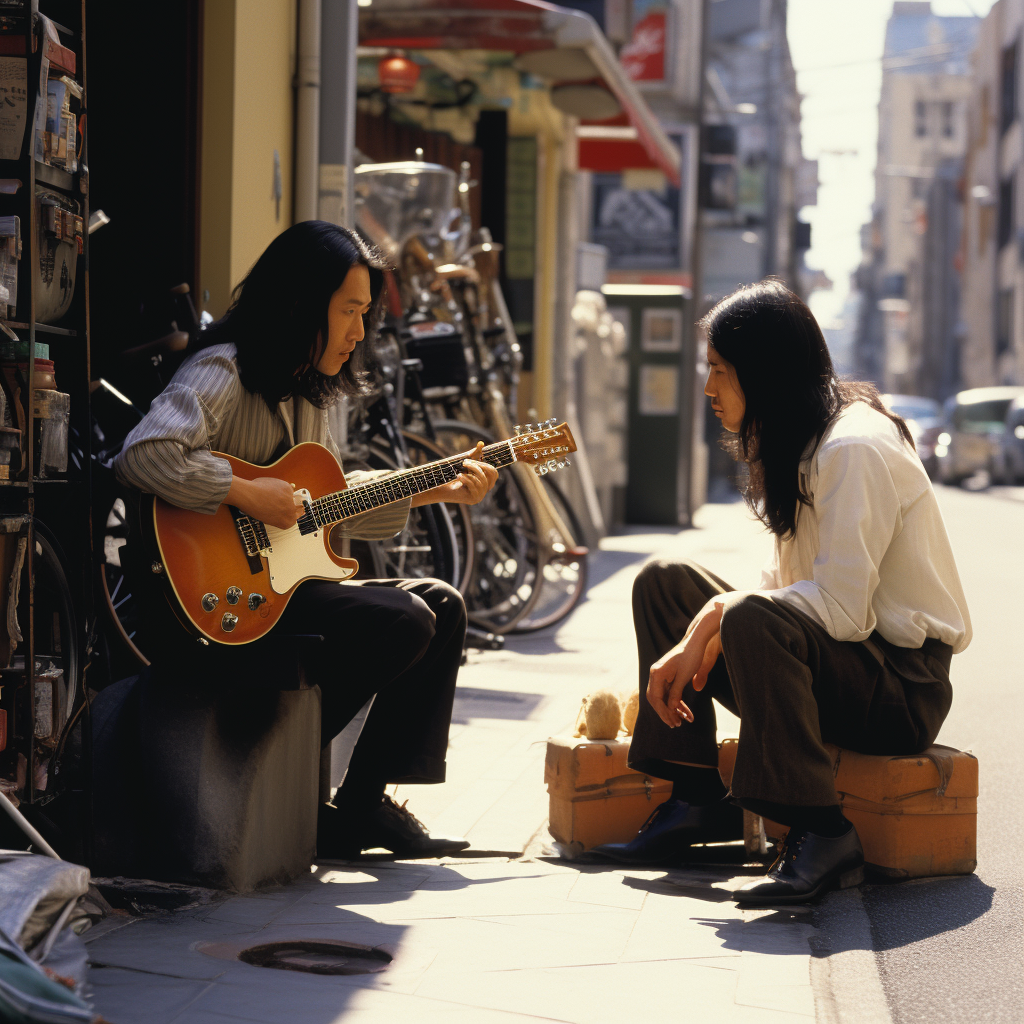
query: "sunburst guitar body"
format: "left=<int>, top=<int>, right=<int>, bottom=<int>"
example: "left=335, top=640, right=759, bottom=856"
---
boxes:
left=149, top=423, right=576, bottom=645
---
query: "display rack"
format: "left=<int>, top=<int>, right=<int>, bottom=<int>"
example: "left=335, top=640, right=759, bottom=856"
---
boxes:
left=0, top=0, right=91, bottom=812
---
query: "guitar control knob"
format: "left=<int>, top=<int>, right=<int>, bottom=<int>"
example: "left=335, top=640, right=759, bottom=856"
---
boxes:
left=201, top=593, right=219, bottom=612
left=225, top=586, right=243, bottom=605
left=248, top=593, right=266, bottom=611
left=221, top=612, right=238, bottom=632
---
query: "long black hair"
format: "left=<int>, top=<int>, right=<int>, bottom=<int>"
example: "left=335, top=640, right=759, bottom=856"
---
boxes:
left=701, top=279, right=912, bottom=538
left=199, top=221, right=391, bottom=409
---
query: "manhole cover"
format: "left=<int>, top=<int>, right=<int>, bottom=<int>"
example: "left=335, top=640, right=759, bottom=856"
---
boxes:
left=237, top=940, right=392, bottom=976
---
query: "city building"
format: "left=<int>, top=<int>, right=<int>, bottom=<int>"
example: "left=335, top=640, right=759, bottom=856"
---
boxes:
left=701, top=0, right=815, bottom=306
left=961, top=0, right=1024, bottom=388
left=698, top=0, right=815, bottom=492
left=855, top=0, right=978, bottom=396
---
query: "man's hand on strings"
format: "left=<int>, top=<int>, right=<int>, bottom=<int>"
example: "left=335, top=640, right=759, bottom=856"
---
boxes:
left=411, top=442, right=499, bottom=508
left=646, top=599, right=725, bottom=728
left=225, top=475, right=305, bottom=531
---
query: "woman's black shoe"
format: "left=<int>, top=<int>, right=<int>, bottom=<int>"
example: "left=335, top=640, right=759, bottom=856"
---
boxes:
left=734, top=823, right=864, bottom=905
left=588, top=798, right=743, bottom=865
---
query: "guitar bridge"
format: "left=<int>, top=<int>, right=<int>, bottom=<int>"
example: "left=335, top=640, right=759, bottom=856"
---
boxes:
left=229, top=506, right=270, bottom=574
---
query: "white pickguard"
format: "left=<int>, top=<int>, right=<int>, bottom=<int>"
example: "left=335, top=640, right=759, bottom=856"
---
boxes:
left=263, top=489, right=358, bottom=594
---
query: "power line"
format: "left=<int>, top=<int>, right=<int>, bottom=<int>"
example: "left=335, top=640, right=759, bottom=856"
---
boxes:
left=795, top=41, right=974, bottom=75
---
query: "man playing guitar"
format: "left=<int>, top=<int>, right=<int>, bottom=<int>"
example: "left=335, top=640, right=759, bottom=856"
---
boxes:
left=115, top=221, right=498, bottom=859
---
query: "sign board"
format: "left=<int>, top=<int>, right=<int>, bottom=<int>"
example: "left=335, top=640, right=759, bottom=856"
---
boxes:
left=591, top=171, right=681, bottom=271
left=620, top=0, right=669, bottom=83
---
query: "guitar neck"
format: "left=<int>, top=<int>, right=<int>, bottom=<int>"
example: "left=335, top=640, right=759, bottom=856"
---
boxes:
left=296, top=439, right=517, bottom=534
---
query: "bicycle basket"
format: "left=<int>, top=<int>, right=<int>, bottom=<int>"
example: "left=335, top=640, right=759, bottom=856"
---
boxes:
left=402, top=321, right=469, bottom=391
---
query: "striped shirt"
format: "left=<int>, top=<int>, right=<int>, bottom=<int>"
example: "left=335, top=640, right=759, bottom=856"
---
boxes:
left=114, top=343, right=411, bottom=541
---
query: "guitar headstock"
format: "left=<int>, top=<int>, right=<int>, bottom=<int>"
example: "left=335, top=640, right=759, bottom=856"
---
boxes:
left=509, top=420, right=577, bottom=476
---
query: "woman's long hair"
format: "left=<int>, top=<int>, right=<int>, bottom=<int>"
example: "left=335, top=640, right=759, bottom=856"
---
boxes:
left=199, top=221, right=391, bottom=409
left=701, top=279, right=912, bottom=538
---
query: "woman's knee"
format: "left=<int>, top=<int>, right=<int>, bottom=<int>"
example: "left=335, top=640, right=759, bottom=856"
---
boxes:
left=633, top=558, right=698, bottom=599
left=719, top=592, right=803, bottom=662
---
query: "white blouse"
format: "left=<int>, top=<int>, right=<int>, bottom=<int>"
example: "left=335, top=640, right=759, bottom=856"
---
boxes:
left=761, top=401, right=972, bottom=653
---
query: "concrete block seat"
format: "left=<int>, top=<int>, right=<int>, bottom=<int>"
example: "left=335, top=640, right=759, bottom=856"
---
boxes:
left=91, top=638, right=322, bottom=892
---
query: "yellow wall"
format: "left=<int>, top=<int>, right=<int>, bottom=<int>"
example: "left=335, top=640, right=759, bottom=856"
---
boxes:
left=200, top=0, right=298, bottom=319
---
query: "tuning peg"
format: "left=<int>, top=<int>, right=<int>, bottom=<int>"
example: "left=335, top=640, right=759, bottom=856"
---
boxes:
left=536, top=463, right=549, bottom=476
left=514, top=424, right=522, bottom=435
left=563, top=456, right=571, bottom=467
left=545, top=417, right=557, bottom=428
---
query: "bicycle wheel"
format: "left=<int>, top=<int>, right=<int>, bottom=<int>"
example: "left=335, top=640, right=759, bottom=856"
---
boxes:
left=428, top=419, right=541, bottom=633
left=510, top=476, right=589, bottom=633
left=97, top=491, right=150, bottom=672
left=400, top=431, right=475, bottom=596
left=362, top=441, right=462, bottom=586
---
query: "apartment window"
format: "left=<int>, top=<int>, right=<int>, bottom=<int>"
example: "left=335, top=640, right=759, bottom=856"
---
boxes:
left=942, top=101, right=955, bottom=138
left=997, top=288, right=1013, bottom=357
left=1001, top=41, right=1018, bottom=134
left=998, top=175, right=1015, bottom=249
left=915, top=99, right=927, bottom=137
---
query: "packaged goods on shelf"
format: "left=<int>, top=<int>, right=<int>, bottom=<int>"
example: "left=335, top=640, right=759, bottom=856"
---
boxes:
left=32, top=389, right=68, bottom=477
left=41, top=203, right=83, bottom=252
left=31, top=657, right=65, bottom=745
left=0, top=340, right=48, bottom=362
left=41, top=35, right=76, bottom=77
left=0, top=214, right=20, bottom=318
left=0, top=54, right=28, bottom=161
left=0, top=426, right=19, bottom=479
left=44, top=75, right=81, bottom=172
left=35, top=189, right=80, bottom=322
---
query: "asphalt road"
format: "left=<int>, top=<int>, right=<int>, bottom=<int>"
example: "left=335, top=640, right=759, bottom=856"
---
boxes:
left=863, top=483, right=1024, bottom=1024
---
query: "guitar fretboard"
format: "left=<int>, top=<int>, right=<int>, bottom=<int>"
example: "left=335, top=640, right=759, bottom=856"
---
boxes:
left=294, top=439, right=517, bottom=536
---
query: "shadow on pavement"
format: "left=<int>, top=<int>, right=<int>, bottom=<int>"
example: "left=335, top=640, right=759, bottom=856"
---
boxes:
left=857, top=874, right=995, bottom=952
left=583, top=547, right=650, bottom=590
left=451, top=686, right=546, bottom=723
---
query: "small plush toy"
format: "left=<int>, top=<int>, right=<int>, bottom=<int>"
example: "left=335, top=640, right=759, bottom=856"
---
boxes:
left=575, top=689, right=622, bottom=740
left=621, top=690, right=639, bottom=735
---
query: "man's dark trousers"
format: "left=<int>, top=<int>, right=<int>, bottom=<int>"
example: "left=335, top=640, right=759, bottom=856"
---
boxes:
left=627, top=560, right=953, bottom=812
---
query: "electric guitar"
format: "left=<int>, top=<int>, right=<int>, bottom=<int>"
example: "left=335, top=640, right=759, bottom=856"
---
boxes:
left=148, top=421, right=576, bottom=645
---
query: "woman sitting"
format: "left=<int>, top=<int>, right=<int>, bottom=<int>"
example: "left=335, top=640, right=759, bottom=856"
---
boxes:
left=591, top=280, right=971, bottom=904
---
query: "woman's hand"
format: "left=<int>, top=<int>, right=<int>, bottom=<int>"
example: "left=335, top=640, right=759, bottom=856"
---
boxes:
left=411, top=442, right=499, bottom=508
left=646, top=600, right=725, bottom=728
left=225, top=475, right=305, bottom=531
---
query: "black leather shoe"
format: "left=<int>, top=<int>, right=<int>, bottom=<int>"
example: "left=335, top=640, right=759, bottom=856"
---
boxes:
left=734, top=823, right=865, bottom=905
left=360, top=795, right=471, bottom=859
left=588, top=798, right=743, bottom=865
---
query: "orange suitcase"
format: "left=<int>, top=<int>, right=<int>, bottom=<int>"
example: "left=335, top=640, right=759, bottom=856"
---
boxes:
left=827, top=744, right=978, bottom=879
left=718, top=738, right=978, bottom=878
left=544, top=735, right=671, bottom=853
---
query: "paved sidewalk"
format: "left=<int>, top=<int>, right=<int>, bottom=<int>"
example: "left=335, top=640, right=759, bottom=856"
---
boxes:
left=85, top=501, right=842, bottom=1024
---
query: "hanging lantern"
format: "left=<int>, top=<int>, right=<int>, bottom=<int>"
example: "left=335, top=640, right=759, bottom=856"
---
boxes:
left=378, top=54, right=420, bottom=94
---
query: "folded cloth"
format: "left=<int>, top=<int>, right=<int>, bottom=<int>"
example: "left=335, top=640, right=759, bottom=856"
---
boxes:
left=0, top=850, right=99, bottom=1020
left=0, top=923, right=97, bottom=1023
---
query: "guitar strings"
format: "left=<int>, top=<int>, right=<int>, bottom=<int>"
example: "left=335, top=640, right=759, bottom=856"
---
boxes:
left=300, top=439, right=518, bottom=532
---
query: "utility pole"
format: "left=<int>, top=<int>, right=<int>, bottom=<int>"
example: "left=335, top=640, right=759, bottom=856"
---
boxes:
left=319, top=0, right=358, bottom=227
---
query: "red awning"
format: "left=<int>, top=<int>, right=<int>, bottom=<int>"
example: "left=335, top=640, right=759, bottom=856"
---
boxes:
left=359, top=0, right=681, bottom=185
left=576, top=113, right=666, bottom=176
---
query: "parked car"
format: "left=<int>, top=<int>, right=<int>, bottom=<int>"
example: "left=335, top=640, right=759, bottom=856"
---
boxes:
left=992, top=396, right=1024, bottom=484
left=933, top=386, right=1024, bottom=485
left=880, top=393, right=942, bottom=477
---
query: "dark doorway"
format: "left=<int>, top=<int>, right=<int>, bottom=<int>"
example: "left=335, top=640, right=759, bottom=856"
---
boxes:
left=85, top=1, right=203, bottom=370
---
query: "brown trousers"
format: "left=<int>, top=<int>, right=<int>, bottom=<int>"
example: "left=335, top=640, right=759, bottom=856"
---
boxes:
left=627, top=560, right=954, bottom=807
